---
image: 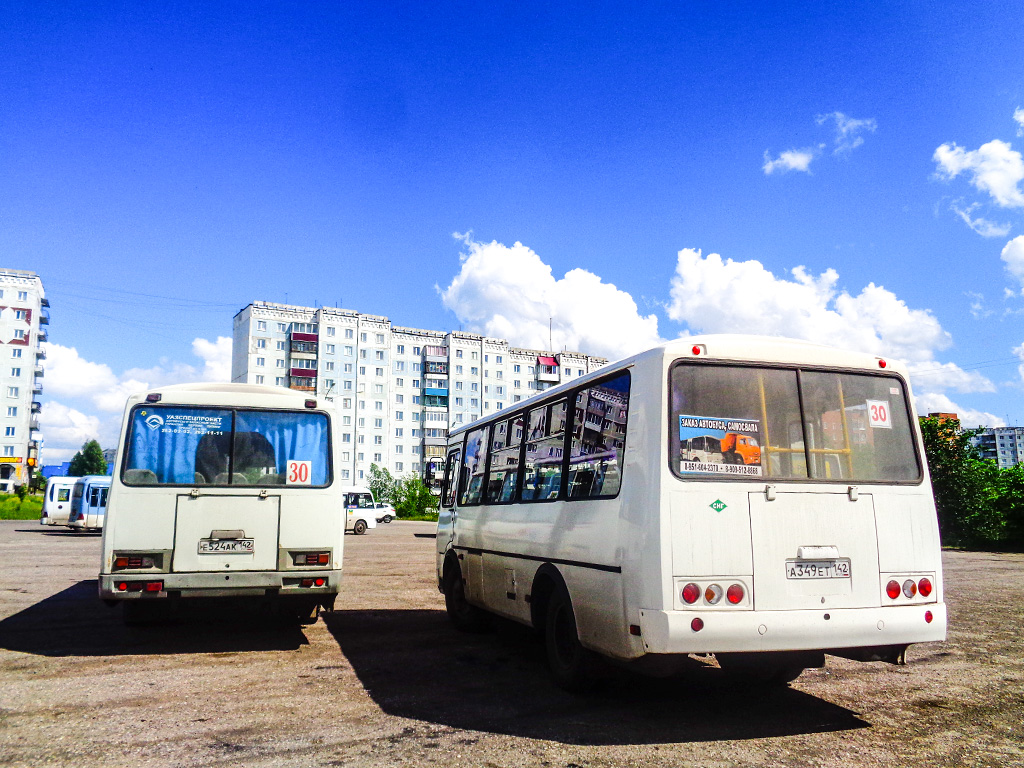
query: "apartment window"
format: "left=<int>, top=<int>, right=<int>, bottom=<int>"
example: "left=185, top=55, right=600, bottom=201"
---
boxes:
left=455, top=397, right=463, bottom=406
left=484, top=354, right=489, bottom=363
left=360, top=349, right=367, bottom=359
left=471, top=383, right=478, bottom=392
left=341, top=469, right=350, bottom=480
left=396, top=378, right=404, bottom=387
left=374, top=453, right=382, bottom=462
left=13, top=330, right=24, bottom=340
left=496, top=386, right=504, bottom=395
left=513, top=395, right=521, bottom=402
left=343, top=416, right=351, bottom=426
left=326, top=362, right=335, bottom=371
left=2, top=447, right=12, bottom=457
left=376, top=368, right=384, bottom=377
left=514, top=380, right=521, bottom=388
left=344, top=363, right=353, bottom=373
left=397, top=345, right=405, bottom=354
left=343, top=398, right=352, bottom=408
left=375, top=401, right=383, bottom=411
left=396, top=394, right=404, bottom=404
left=374, top=384, right=384, bottom=394
left=343, top=433, right=352, bottom=444
left=9, top=368, right=20, bottom=377
left=413, top=379, right=420, bottom=388
left=357, top=470, right=364, bottom=480
left=514, top=364, right=521, bottom=373
left=395, top=462, right=403, bottom=471
left=326, top=344, right=336, bottom=354
left=358, top=418, right=365, bottom=427
left=344, top=381, right=353, bottom=390
left=413, top=363, right=421, bottom=372
left=395, top=428, right=404, bottom=437
left=471, top=398, right=479, bottom=407
left=358, top=453, right=364, bottom=461
left=496, top=355, right=503, bottom=364
left=344, top=346, right=354, bottom=356
left=276, top=341, right=286, bottom=351
left=6, top=407, right=15, bottom=417
left=324, top=379, right=335, bottom=389
left=413, top=346, right=421, bottom=355
left=4, top=427, right=14, bottom=437
left=278, top=323, right=287, bottom=332
left=485, top=370, right=490, bottom=378
left=345, top=329, right=354, bottom=339
left=484, top=385, right=489, bottom=394
left=374, top=418, right=383, bottom=428
left=374, top=436, right=383, bottom=446
left=412, top=429, right=421, bottom=438
left=376, top=333, right=385, bottom=344
left=327, top=327, right=336, bottom=336
left=456, top=349, right=463, bottom=358
left=496, top=371, right=503, bottom=379
left=17, top=291, right=27, bottom=301
left=413, top=413, right=421, bottom=421
left=358, top=435, right=365, bottom=444
left=471, top=367, right=478, bottom=375
left=359, top=400, right=366, bottom=410
left=471, top=351, right=478, bottom=360
left=276, top=377, right=286, bottom=386
left=256, top=320, right=267, bottom=331
left=395, top=361, right=406, bottom=372
left=396, top=411, right=404, bottom=420
left=376, top=350, right=385, bottom=360
left=256, top=338, right=267, bottom=349
left=14, top=310, right=26, bottom=320
left=276, top=359, right=285, bottom=368
left=413, top=396, right=421, bottom=404
left=255, top=357, right=265, bottom=367
left=395, top=445, right=403, bottom=454
left=359, top=366, right=366, bottom=375
left=455, top=381, right=463, bottom=390
left=360, top=333, right=367, bottom=342
left=254, top=375, right=264, bottom=384
left=11, top=349, right=21, bottom=359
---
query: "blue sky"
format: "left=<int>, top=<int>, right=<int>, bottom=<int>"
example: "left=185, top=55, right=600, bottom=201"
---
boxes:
left=2, top=2, right=1023, bottom=461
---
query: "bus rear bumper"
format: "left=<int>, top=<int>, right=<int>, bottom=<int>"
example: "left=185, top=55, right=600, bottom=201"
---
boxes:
left=98, top=570, right=342, bottom=600
left=637, top=603, right=947, bottom=655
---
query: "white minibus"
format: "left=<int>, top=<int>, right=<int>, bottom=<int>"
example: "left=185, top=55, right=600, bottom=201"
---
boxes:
left=41, top=476, right=76, bottom=526
left=436, top=336, right=946, bottom=690
left=342, top=486, right=378, bottom=534
left=67, top=475, right=111, bottom=531
left=99, top=383, right=343, bottom=625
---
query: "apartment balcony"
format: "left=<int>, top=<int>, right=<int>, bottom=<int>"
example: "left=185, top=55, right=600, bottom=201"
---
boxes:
left=537, top=369, right=559, bottom=383
left=38, top=310, right=50, bottom=325
left=423, top=435, right=447, bottom=447
left=35, top=347, right=45, bottom=360
left=424, top=387, right=448, bottom=397
left=37, top=329, right=47, bottom=342
left=32, top=383, right=43, bottom=395
left=31, top=401, right=41, bottom=414
left=424, top=345, right=448, bottom=363
left=33, top=365, right=43, bottom=378
left=40, top=298, right=49, bottom=308
left=30, top=417, right=40, bottom=432
left=290, top=368, right=318, bottom=378
left=290, top=331, right=318, bottom=343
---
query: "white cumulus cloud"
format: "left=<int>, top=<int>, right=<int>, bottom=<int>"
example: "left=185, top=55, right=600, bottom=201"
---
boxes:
left=914, top=392, right=1002, bottom=430
left=762, top=147, right=819, bottom=175
left=816, top=112, right=877, bottom=155
left=439, top=235, right=661, bottom=361
left=933, top=139, right=1024, bottom=209
left=1015, top=107, right=1024, bottom=137
left=1001, top=235, right=1024, bottom=288
left=37, top=401, right=104, bottom=464
left=951, top=202, right=1012, bottom=238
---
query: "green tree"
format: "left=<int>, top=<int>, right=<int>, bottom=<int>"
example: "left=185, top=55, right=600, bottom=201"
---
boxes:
left=391, top=475, right=439, bottom=519
left=919, top=416, right=1004, bottom=547
left=68, top=440, right=108, bottom=477
left=368, top=463, right=396, bottom=504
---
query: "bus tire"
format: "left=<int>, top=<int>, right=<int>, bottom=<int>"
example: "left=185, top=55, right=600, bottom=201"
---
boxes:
left=544, top=584, right=598, bottom=693
left=353, top=519, right=367, bottom=535
left=443, top=556, right=489, bottom=633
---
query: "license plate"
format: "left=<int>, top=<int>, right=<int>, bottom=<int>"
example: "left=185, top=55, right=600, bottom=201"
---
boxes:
left=785, top=559, right=850, bottom=579
left=198, top=538, right=254, bottom=554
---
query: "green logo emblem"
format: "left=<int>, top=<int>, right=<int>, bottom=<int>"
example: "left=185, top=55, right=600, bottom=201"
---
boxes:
left=710, top=499, right=727, bottom=512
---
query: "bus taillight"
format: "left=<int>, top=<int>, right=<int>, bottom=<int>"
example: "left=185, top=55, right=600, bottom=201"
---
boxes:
left=886, top=580, right=901, bottom=600
left=902, top=579, right=917, bottom=598
left=918, top=577, right=933, bottom=597
left=726, top=584, right=744, bottom=604
left=704, top=584, right=723, bottom=604
left=681, top=583, right=700, bottom=604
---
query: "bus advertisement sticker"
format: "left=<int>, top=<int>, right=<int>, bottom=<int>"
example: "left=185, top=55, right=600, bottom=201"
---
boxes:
left=678, top=415, right=762, bottom=475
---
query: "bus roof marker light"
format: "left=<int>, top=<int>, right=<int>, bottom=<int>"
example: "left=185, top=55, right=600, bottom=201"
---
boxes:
left=305, top=399, right=317, bottom=409
left=878, top=359, right=887, bottom=368
left=146, top=393, right=161, bottom=403
left=691, top=344, right=706, bottom=356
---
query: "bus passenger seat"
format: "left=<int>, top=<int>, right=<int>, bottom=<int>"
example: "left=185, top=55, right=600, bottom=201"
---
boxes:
left=124, top=469, right=158, bottom=484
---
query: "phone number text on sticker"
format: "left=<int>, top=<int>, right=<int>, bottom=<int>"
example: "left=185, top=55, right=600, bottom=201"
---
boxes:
left=680, top=461, right=762, bottom=476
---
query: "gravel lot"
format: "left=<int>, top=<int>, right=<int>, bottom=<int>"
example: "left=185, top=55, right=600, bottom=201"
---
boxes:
left=0, top=519, right=1022, bottom=768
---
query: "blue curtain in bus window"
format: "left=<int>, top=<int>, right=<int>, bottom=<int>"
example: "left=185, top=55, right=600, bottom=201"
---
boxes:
left=233, top=411, right=330, bottom=486
left=125, top=408, right=232, bottom=485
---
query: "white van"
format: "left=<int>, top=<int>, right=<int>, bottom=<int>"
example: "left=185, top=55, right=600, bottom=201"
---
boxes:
left=99, top=383, right=343, bottom=624
left=343, top=486, right=378, bottom=535
left=67, top=476, right=111, bottom=532
left=41, top=476, right=77, bottom=526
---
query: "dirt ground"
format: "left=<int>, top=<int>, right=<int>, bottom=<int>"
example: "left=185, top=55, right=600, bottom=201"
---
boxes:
left=0, top=519, right=1021, bottom=768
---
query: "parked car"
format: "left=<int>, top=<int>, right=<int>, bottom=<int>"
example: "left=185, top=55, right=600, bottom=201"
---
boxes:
left=374, top=503, right=396, bottom=524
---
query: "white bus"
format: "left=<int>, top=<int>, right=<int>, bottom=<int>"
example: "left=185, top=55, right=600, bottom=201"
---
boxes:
left=41, top=476, right=76, bottom=526
left=341, top=486, right=378, bottom=534
left=99, top=383, right=343, bottom=625
left=67, top=475, right=111, bottom=532
left=436, top=336, right=945, bottom=690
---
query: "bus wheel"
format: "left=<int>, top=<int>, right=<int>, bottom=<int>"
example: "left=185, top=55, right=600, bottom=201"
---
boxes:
left=545, top=585, right=597, bottom=693
left=443, top=559, right=489, bottom=632
left=353, top=519, right=367, bottom=535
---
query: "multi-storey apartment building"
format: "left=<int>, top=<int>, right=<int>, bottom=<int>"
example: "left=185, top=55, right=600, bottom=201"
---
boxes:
left=232, top=302, right=608, bottom=485
left=971, top=426, right=1024, bottom=469
left=0, top=269, right=47, bottom=492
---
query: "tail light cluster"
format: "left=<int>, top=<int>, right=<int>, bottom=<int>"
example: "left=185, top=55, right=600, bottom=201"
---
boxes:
left=884, top=576, right=934, bottom=602
left=113, top=554, right=158, bottom=570
left=300, top=577, right=327, bottom=588
left=678, top=579, right=748, bottom=608
left=115, top=580, right=163, bottom=593
left=293, top=552, right=331, bottom=566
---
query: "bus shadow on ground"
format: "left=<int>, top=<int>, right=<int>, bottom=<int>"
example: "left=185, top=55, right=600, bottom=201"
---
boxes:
left=0, top=580, right=308, bottom=657
left=325, top=608, right=869, bottom=746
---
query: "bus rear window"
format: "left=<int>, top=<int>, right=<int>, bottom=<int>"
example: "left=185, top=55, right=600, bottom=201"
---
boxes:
left=123, top=406, right=331, bottom=486
left=669, top=363, right=920, bottom=483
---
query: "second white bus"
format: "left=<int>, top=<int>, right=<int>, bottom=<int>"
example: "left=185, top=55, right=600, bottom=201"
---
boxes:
left=436, top=336, right=946, bottom=690
left=99, top=383, right=344, bottom=625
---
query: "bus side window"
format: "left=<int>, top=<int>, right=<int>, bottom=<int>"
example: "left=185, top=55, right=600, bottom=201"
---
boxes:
left=442, top=449, right=460, bottom=507
left=459, top=426, right=488, bottom=506
left=568, top=372, right=630, bottom=499
left=521, top=400, right=567, bottom=502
